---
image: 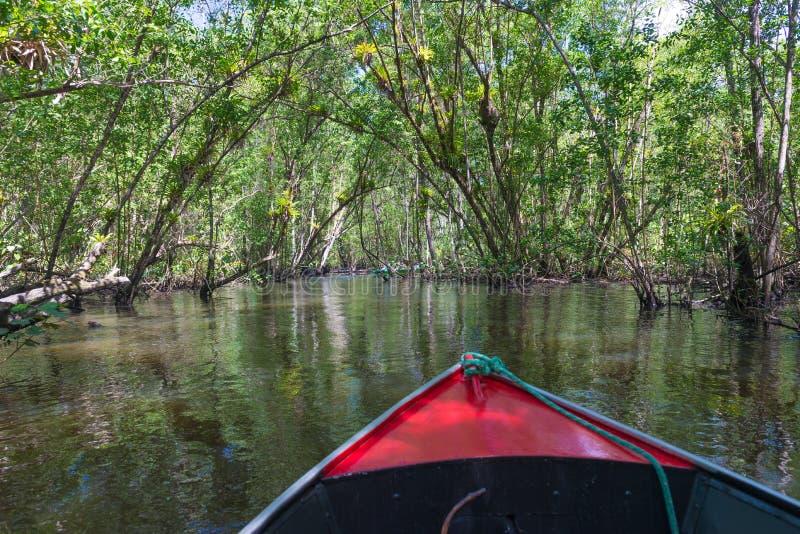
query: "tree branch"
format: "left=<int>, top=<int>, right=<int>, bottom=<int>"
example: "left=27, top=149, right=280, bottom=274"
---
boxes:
left=0, top=79, right=213, bottom=104
left=209, top=253, right=277, bottom=291
left=0, top=259, right=37, bottom=281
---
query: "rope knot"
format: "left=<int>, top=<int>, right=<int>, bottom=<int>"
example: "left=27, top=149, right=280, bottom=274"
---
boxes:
left=460, top=352, right=505, bottom=377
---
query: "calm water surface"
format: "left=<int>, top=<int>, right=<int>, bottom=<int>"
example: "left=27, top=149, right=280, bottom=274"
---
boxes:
left=1, top=278, right=799, bottom=531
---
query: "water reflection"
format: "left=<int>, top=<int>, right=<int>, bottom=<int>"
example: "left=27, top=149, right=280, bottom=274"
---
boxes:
left=0, top=278, right=799, bottom=531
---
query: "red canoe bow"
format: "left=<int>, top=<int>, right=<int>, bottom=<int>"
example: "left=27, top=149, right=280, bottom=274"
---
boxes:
left=242, top=356, right=800, bottom=534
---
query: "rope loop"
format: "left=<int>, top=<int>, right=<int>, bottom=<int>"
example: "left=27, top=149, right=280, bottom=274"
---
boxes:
left=458, top=352, right=679, bottom=534
left=460, top=352, right=505, bottom=377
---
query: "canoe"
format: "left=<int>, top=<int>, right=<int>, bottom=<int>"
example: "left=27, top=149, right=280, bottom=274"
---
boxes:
left=241, top=353, right=800, bottom=533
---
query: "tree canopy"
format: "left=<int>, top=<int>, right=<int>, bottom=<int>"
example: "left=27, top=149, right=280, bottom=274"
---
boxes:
left=2, top=0, right=800, bottom=334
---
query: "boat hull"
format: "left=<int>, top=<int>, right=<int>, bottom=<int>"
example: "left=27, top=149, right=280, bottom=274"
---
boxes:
left=242, top=362, right=800, bottom=533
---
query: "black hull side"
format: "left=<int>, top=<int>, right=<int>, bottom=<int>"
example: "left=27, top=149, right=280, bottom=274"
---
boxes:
left=264, top=457, right=700, bottom=533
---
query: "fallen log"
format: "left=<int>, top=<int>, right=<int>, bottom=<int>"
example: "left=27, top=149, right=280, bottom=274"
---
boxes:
left=0, top=271, right=130, bottom=306
left=0, top=241, right=129, bottom=361
left=1, top=241, right=129, bottom=307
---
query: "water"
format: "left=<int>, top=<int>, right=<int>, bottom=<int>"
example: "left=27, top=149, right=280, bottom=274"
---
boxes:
left=1, top=277, right=799, bottom=531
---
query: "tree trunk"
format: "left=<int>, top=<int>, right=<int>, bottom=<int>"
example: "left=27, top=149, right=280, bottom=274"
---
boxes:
left=749, top=1, right=767, bottom=201
left=319, top=216, right=345, bottom=270
left=762, top=0, right=797, bottom=305
left=747, top=0, right=770, bottom=305
left=200, top=181, right=215, bottom=301
left=425, top=203, right=436, bottom=266
left=731, top=230, right=758, bottom=311
left=370, top=191, right=388, bottom=265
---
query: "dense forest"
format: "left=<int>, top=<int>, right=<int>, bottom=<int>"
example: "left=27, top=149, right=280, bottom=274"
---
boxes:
left=2, top=0, right=800, bottom=344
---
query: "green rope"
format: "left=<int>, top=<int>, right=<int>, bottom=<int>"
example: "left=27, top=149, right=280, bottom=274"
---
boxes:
left=460, top=352, right=679, bottom=534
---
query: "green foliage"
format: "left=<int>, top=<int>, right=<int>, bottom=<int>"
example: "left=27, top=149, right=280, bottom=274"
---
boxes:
left=417, top=46, right=433, bottom=64
left=1, top=0, right=799, bottom=326
left=270, top=190, right=299, bottom=219
left=353, top=41, right=377, bottom=63
left=702, top=202, right=743, bottom=237
left=1, top=300, right=67, bottom=349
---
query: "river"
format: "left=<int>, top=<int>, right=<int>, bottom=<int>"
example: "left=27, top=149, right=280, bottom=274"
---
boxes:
left=1, top=277, right=799, bottom=531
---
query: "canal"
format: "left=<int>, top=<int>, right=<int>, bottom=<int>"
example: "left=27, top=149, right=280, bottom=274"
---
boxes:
left=1, top=277, right=798, bottom=531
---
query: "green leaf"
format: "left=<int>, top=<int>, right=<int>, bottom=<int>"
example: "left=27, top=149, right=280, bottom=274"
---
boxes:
left=26, top=325, right=44, bottom=336
left=38, top=302, right=68, bottom=317
left=38, top=301, right=59, bottom=312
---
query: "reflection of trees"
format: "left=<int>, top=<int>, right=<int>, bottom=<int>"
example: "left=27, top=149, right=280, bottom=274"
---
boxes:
left=723, top=338, right=799, bottom=490
left=4, top=282, right=800, bottom=530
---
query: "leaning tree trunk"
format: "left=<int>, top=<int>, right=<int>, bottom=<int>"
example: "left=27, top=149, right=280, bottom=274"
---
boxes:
left=45, top=20, right=151, bottom=279
left=1, top=241, right=130, bottom=334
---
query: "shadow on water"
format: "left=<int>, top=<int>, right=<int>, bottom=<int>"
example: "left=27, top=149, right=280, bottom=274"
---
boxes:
left=0, top=278, right=799, bottom=531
